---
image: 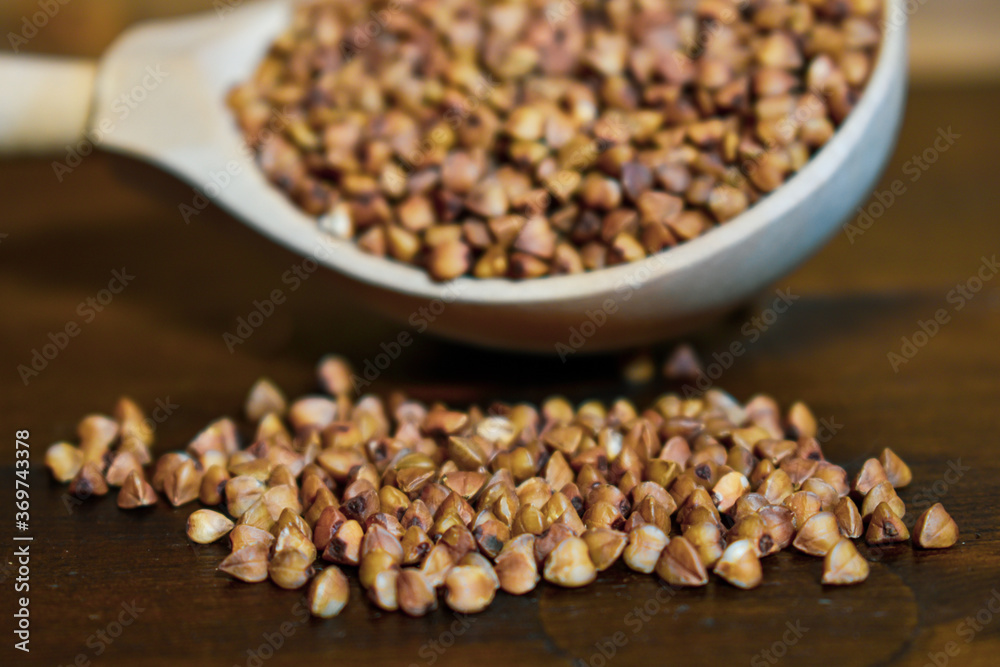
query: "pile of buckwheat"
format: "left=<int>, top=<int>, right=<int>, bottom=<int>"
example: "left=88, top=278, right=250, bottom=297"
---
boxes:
left=46, top=352, right=958, bottom=618
left=228, top=0, right=883, bottom=281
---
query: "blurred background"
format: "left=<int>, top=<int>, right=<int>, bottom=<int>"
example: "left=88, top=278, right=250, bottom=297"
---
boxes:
left=2, top=0, right=999, bottom=82
left=1, top=0, right=999, bottom=429
left=2, top=4, right=1000, bottom=665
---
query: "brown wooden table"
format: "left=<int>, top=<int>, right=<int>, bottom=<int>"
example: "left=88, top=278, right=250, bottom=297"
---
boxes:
left=2, top=51, right=1000, bottom=667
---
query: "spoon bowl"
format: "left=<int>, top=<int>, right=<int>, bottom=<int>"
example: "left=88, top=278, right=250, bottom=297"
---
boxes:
left=0, top=0, right=907, bottom=353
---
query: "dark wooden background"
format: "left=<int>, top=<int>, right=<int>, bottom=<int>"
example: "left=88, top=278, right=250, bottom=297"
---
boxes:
left=2, top=4, right=1000, bottom=666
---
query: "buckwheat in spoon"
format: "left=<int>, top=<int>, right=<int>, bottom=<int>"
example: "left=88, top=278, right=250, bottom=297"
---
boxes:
left=0, top=0, right=907, bottom=351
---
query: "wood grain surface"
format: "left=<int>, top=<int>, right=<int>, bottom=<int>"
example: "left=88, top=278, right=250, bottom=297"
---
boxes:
left=1, top=50, right=999, bottom=667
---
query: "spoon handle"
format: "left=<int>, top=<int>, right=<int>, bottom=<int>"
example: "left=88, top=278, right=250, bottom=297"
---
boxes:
left=0, top=54, right=96, bottom=155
